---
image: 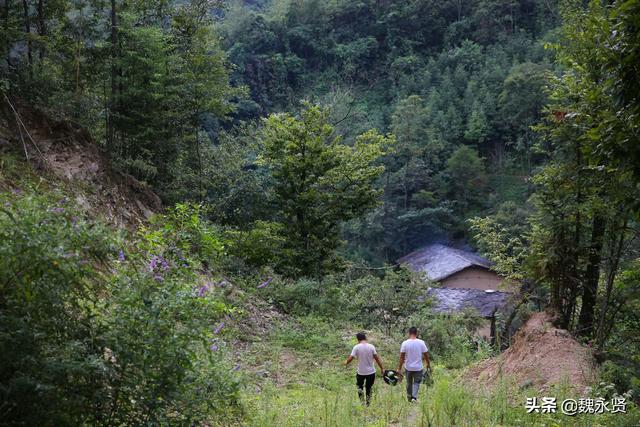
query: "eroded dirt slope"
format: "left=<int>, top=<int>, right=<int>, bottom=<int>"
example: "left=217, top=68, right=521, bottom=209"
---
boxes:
left=464, top=312, right=596, bottom=393
left=0, top=98, right=161, bottom=226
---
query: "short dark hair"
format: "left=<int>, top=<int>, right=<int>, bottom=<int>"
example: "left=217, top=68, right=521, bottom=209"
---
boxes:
left=408, top=326, right=418, bottom=336
left=356, top=332, right=367, bottom=341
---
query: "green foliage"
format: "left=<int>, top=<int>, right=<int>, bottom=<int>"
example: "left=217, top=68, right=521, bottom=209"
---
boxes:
left=407, top=310, right=489, bottom=368
left=5, top=1, right=640, bottom=425
left=466, top=1, right=640, bottom=344
left=272, top=316, right=345, bottom=353
left=599, top=361, right=640, bottom=398
left=524, top=0, right=640, bottom=337
left=0, top=190, right=241, bottom=425
left=261, top=267, right=432, bottom=336
left=469, top=214, right=528, bottom=281
left=216, top=0, right=556, bottom=261
left=104, top=204, right=240, bottom=424
left=0, top=191, right=115, bottom=425
left=203, top=123, right=272, bottom=226
left=226, top=220, right=286, bottom=270
left=258, top=103, right=391, bottom=276
left=263, top=277, right=347, bottom=319
left=1, top=0, right=237, bottom=202
left=344, top=268, right=427, bottom=335
left=140, top=202, right=225, bottom=262
left=445, top=145, right=488, bottom=216
left=465, top=106, right=489, bottom=143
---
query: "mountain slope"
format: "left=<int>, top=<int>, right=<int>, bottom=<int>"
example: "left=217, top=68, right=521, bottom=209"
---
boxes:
left=0, top=98, right=161, bottom=226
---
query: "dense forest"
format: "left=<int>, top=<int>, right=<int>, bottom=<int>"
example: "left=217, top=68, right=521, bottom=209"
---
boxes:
left=1, top=0, right=640, bottom=425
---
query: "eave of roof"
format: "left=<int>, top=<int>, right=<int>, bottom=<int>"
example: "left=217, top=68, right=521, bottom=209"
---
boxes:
left=426, top=287, right=513, bottom=317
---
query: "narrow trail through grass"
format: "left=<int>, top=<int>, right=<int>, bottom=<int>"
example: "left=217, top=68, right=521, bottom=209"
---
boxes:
left=231, top=317, right=640, bottom=426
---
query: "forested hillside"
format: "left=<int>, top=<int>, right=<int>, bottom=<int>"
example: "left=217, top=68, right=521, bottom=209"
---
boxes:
left=2, top=0, right=640, bottom=425
left=220, top=0, right=557, bottom=260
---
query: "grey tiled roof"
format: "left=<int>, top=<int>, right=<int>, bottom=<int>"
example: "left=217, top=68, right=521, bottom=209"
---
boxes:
left=426, top=287, right=512, bottom=317
left=398, top=243, right=493, bottom=281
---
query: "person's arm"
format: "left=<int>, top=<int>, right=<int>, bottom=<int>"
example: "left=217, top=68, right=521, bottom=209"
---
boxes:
left=423, top=351, right=431, bottom=369
left=344, top=355, right=354, bottom=366
left=373, top=354, right=385, bottom=374
left=396, top=352, right=405, bottom=372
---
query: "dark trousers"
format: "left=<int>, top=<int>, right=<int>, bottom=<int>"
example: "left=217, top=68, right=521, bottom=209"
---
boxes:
left=356, top=373, right=375, bottom=405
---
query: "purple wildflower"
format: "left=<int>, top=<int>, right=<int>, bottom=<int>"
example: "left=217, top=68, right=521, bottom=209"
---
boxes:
left=71, top=216, right=78, bottom=225
left=160, top=257, right=169, bottom=271
left=58, top=197, right=68, bottom=205
left=11, top=188, right=21, bottom=195
left=154, top=274, right=164, bottom=282
left=148, top=256, right=159, bottom=271
left=209, top=344, right=218, bottom=352
left=196, top=284, right=209, bottom=297
left=257, top=277, right=273, bottom=289
left=233, top=364, right=241, bottom=371
left=213, top=322, right=225, bottom=334
left=51, top=207, right=64, bottom=214
left=118, top=250, right=125, bottom=262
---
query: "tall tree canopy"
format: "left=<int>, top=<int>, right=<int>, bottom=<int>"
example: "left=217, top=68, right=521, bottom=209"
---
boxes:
left=259, top=103, right=392, bottom=276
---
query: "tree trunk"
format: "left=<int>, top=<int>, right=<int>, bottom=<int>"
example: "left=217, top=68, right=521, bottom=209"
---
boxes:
left=107, top=0, right=118, bottom=153
left=22, top=0, right=32, bottom=77
left=3, top=0, right=11, bottom=68
left=196, top=131, right=203, bottom=202
left=36, top=0, right=45, bottom=59
left=577, top=215, right=606, bottom=337
left=596, top=217, right=627, bottom=349
left=490, top=314, right=497, bottom=347
left=550, top=227, right=565, bottom=324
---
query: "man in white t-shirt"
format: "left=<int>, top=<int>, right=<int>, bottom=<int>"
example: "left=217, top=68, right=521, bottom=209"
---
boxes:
left=344, top=332, right=385, bottom=406
left=396, top=326, right=430, bottom=402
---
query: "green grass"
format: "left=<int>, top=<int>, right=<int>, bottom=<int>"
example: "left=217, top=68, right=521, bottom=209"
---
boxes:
left=232, top=316, right=640, bottom=426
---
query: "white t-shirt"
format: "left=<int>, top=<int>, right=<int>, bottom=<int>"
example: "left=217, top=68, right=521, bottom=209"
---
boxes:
left=350, top=342, right=377, bottom=375
left=400, top=338, right=429, bottom=371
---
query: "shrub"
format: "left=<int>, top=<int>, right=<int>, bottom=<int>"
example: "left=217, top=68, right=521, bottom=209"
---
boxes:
left=599, top=360, right=640, bottom=399
left=103, top=202, right=242, bottom=424
left=0, top=193, right=243, bottom=425
left=407, top=309, right=488, bottom=368
left=262, top=277, right=348, bottom=319
left=344, top=267, right=427, bottom=334
left=0, top=191, right=115, bottom=425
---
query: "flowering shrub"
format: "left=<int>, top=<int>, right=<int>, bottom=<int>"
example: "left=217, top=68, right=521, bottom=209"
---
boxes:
left=0, top=191, right=116, bottom=425
left=0, top=193, right=242, bottom=425
left=104, top=203, right=241, bottom=424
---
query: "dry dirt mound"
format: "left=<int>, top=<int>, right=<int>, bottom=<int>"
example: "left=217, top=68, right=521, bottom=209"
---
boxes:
left=0, top=98, right=161, bottom=226
left=464, top=312, right=596, bottom=393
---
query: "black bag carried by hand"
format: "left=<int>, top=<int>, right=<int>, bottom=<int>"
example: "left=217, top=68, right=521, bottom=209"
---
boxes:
left=422, top=367, right=433, bottom=386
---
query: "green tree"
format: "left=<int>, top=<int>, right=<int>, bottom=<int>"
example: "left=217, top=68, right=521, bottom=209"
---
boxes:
left=258, top=103, right=392, bottom=276
left=444, top=145, right=487, bottom=216
left=464, top=105, right=489, bottom=143
left=497, top=62, right=548, bottom=167
left=382, top=95, right=453, bottom=255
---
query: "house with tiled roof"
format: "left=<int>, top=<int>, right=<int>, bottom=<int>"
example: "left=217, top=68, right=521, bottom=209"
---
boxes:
left=399, top=243, right=518, bottom=341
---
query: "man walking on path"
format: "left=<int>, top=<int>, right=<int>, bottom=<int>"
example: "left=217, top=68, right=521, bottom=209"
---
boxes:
left=396, top=326, right=430, bottom=402
left=344, top=332, right=385, bottom=406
